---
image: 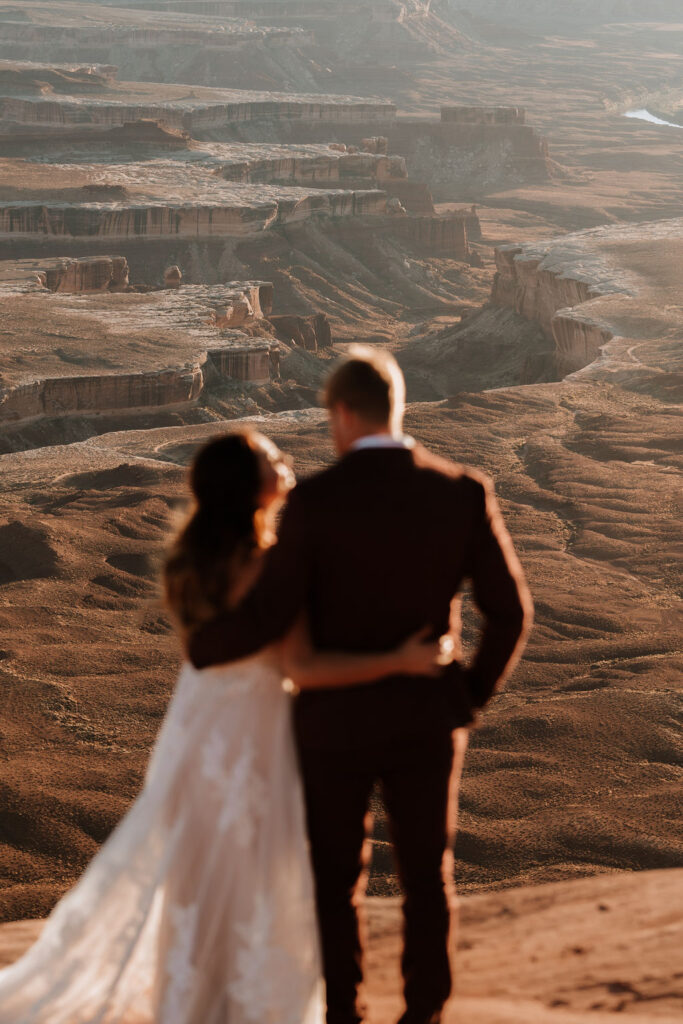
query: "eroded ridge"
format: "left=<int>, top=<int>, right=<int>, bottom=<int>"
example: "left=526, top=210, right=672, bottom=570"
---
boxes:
left=0, top=156, right=389, bottom=240
left=492, top=217, right=683, bottom=378
left=0, top=59, right=395, bottom=133
left=0, top=263, right=281, bottom=426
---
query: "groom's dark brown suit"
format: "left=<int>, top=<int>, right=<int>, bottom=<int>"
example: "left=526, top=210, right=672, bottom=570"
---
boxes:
left=189, top=443, right=532, bottom=1024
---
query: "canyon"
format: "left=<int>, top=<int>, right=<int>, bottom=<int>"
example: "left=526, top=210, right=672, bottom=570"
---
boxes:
left=0, top=268, right=284, bottom=432
left=0, top=2, right=681, bottom=1020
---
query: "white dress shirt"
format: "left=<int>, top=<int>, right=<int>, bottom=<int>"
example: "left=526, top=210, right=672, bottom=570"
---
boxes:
left=349, top=433, right=415, bottom=452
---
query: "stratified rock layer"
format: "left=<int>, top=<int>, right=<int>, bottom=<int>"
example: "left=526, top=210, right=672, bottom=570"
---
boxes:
left=0, top=271, right=279, bottom=426
left=0, top=255, right=130, bottom=293
left=492, top=217, right=683, bottom=376
left=0, top=61, right=395, bottom=132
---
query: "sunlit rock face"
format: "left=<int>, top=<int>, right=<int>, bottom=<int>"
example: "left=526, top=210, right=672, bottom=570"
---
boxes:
left=0, top=256, right=130, bottom=294
left=491, top=218, right=683, bottom=376
left=492, top=237, right=629, bottom=375
left=0, top=193, right=385, bottom=239
left=0, top=154, right=390, bottom=241
left=376, top=213, right=472, bottom=259
left=232, top=105, right=552, bottom=199
left=0, top=59, right=396, bottom=133
left=268, top=313, right=332, bottom=352
left=0, top=268, right=280, bottom=425
left=441, top=106, right=526, bottom=125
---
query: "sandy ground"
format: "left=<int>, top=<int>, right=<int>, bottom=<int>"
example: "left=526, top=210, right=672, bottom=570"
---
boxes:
left=0, top=869, right=680, bottom=1021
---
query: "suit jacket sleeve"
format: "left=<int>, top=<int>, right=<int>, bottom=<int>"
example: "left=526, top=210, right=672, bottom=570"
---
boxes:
left=463, top=475, right=533, bottom=708
left=187, top=487, right=311, bottom=670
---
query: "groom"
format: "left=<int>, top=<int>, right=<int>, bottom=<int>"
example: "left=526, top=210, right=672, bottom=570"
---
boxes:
left=189, top=347, right=532, bottom=1024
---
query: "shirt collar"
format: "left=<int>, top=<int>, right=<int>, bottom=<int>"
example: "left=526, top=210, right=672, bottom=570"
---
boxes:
left=349, top=433, right=415, bottom=452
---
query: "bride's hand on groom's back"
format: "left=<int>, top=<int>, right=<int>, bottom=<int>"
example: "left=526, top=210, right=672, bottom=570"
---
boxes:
left=394, top=628, right=449, bottom=677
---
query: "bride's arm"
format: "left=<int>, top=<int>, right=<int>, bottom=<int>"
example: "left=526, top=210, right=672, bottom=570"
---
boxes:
left=282, top=616, right=446, bottom=690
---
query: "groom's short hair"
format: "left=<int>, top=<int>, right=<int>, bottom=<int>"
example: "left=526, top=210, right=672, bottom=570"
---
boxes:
left=324, top=345, right=405, bottom=429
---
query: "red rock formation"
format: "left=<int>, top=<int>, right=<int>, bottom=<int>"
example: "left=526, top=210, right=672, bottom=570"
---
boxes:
left=268, top=312, right=332, bottom=351
left=361, top=136, right=389, bottom=155
left=208, top=344, right=272, bottom=383
left=0, top=191, right=388, bottom=240
left=493, top=245, right=602, bottom=337
left=389, top=214, right=470, bottom=257
left=216, top=149, right=406, bottom=188
left=0, top=256, right=131, bottom=295
left=381, top=179, right=435, bottom=215
left=261, top=111, right=552, bottom=196
left=0, top=366, right=205, bottom=423
left=0, top=95, right=396, bottom=134
left=441, top=106, right=526, bottom=125
left=163, top=265, right=182, bottom=289
left=490, top=235, right=634, bottom=375
left=42, top=256, right=130, bottom=293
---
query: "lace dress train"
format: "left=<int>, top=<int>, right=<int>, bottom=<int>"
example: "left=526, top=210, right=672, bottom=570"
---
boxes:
left=0, top=654, right=324, bottom=1024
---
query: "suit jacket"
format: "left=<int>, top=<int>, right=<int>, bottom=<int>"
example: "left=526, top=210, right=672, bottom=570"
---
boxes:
left=189, top=444, right=532, bottom=750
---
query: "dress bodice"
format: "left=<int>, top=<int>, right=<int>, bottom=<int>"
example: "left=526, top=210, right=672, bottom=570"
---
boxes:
left=180, top=647, right=282, bottom=689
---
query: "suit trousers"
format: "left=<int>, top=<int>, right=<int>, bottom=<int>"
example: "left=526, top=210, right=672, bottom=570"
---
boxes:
left=297, top=728, right=468, bottom=1024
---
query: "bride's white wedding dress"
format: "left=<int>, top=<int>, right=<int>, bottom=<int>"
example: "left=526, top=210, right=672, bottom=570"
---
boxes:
left=0, top=653, right=324, bottom=1024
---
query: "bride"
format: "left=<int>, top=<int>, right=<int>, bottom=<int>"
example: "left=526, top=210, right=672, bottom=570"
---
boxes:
left=0, top=431, right=442, bottom=1024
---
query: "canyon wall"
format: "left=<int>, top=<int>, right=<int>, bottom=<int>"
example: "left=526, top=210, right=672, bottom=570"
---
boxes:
left=207, top=344, right=272, bottom=383
left=0, top=268, right=279, bottom=427
left=389, top=213, right=470, bottom=257
left=217, top=151, right=407, bottom=186
left=389, top=118, right=551, bottom=198
left=0, top=190, right=388, bottom=241
left=0, top=95, right=396, bottom=133
left=268, top=312, right=332, bottom=351
left=240, top=107, right=552, bottom=197
left=441, top=106, right=526, bottom=125
left=0, top=19, right=316, bottom=92
left=493, top=244, right=603, bottom=337
left=43, top=256, right=130, bottom=293
left=0, top=256, right=130, bottom=295
left=491, top=240, right=626, bottom=375
left=0, top=343, right=273, bottom=425
left=0, top=364, right=202, bottom=423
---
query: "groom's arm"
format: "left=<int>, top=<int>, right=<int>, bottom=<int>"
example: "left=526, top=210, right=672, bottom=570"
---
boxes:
left=462, top=474, right=533, bottom=709
left=188, top=487, right=311, bottom=669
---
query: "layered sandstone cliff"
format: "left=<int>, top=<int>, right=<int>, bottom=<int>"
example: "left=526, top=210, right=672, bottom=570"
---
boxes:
left=268, top=312, right=332, bottom=352
left=492, top=238, right=627, bottom=375
left=0, top=275, right=280, bottom=426
left=491, top=219, right=683, bottom=376
left=235, top=105, right=552, bottom=197
left=0, top=256, right=130, bottom=294
left=0, top=190, right=388, bottom=240
left=0, top=77, right=395, bottom=134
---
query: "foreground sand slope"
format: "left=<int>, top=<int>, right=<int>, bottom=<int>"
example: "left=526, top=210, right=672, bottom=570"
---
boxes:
left=0, top=869, right=679, bottom=1021
left=367, top=868, right=683, bottom=1021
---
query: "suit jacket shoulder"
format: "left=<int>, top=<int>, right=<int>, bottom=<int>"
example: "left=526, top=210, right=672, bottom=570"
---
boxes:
left=290, top=458, right=346, bottom=507
left=411, top=444, right=492, bottom=504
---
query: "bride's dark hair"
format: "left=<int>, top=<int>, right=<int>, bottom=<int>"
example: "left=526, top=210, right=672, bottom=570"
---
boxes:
left=164, top=432, right=264, bottom=632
